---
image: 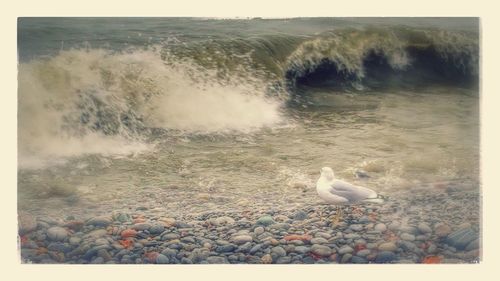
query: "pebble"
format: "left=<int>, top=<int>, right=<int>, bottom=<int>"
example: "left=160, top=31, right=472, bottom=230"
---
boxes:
left=254, top=226, right=265, bottom=235
left=401, top=233, right=416, bottom=241
left=350, top=224, right=363, bottom=231
left=261, top=254, right=273, bottom=264
left=341, top=253, right=352, bottom=263
left=270, top=222, right=290, bottom=230
left=374, top=223, right=387, bottom=232
left=276, top=256, right=292, bottom=264
left=311, top=245, right=333, bottom=256
left=311, top=237, right=328, bottom=244
left=351, top=256, right=367, bottom=264
left=375, top=251, right=397, bottom=263
left=86, top=217, right=112, bottom=227
left=232, top=235, right=253, bottom=245
left=256, top=216, right=275, bottom=226
left=149, top=224, right=165, bottom=235
left=338, top=245, right=354, bottom=255
left=293, top=210, right=308, bottom=221
left=295, top=246, right=310, bottom=254
left=216, top=244, right=236, bottom=253
left=465, top=238, right=480, bottom=251
left=388, top=222, right=400, bottom=231
left=85, top=229, right=107, bottom=239
left=156, top=254, right=169, bottom=264
left=434, top=223, right=452, bottom=237
left=132, top=223, right=152, bottom=231
left=47, top=227, right=68, bottom=241
left=399, top=226, right=418, bottom=235
left=271, top=246, right=287, bottom=258
left=18, top=213, right=37, bottom=234
left=212, top=216, right=235, bottom=226
left=356, top=249, right=371, bottom=257
left=417, top=222, right=432, bottom=234
left=162, top=233, right=180, bottom=241
left=378, top=242, right=397, bottom=252
left=446, top=227, right=478, bottom=250
left=206, top=256, right=229, bottom=264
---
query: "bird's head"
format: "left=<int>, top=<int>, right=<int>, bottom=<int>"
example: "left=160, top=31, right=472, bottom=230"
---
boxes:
left=320, top=167, right=335, bottom=181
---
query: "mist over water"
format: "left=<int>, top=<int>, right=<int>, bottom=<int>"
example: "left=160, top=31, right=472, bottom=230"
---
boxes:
left=17, top=18, right=479, bottom=220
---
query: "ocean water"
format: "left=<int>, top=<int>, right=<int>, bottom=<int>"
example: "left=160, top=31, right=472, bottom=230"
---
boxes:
left=17, top=18, right=479, bottom=219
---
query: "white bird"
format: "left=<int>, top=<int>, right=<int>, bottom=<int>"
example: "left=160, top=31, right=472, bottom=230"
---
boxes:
left=316, top=167, right=381, bottom=223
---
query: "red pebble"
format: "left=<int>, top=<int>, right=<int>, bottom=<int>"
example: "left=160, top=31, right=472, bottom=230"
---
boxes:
left=121, top=229, right=138, bottom=239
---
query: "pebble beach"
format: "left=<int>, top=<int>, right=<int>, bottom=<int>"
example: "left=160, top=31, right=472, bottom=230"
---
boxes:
left=18, top=183, right=480, bottom=264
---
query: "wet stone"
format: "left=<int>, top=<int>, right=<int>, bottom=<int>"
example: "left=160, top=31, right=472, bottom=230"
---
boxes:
left=86, top=217, right=111, bottom=227
left=256, top=216, right=275, bottom=226
left=47, top=227, right=68, bottom=241
left=375, top=251, right=397, bottom=263
left=311, top=245, right=333, bottom=257
left=206, top=256, right=229, bottom=264
left=149, top=224, right=165, bottom=235
left=446, top=227, right=478, bottom=250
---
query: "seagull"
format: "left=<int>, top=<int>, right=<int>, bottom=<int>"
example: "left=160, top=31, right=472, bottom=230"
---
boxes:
left=316, top=167, right=382, bottom=224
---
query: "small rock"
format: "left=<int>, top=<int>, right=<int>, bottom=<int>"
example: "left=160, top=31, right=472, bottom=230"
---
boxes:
left=261, top=254, right=273, bottom=264
left=156, top=254, right=169, bottom=264
left=113, top=213, right=131, bottom=223
left=86, top=217, right=111, bottom=227
left=91, top=257, right=105, bottom=264
left=256, top=216, right=275, bottom=226
left=338, top=245, right=354, bottom=255
left=446, top=227, right=478, bottom=250
left=47, top=227, right=68, bottom=241
left=311, top=245, right=333, bottom=256
left=276, top=256, right=292, bottom=264
left=85, top=229, right=107, bottom=239
left=216, top=244, right=236, bottom=253
left=249, top=244, right=263, bottom=254
left=417, top=222, right=432, bottom=234
left=434, top=223, right=452, bottom=237
left=374, top=223, right=387, bottom=232
left=341, top=253, right=353, bottom=263
left=351, top=256, right=367, bottom=263
left=356, top=249, right=371, bottom=257
left=271, top=246, right=286, bottom=258
left=378, top=242, right=397, bottom=252
left=97, top=249, right=112, bottom=262
left=350, top=224, right=363, bottom=231
left=161, top=233, right=180, bottom=241
left=270, top=222, right=290, bottom=230
left=232, top=235, right=253, bottom=245
left=254, top=226, right=265, bottom=235
left=69, top=236, right=82, bottom=246
left=160, top=248, right=178, bottom=258
left=295, top=246, right=310, bottom=254
left=237, top=242, right=253, bottom=252
left=465, top=238, right=480, bottom=251
left=401, top=233, right=416, bottom=241
left=149, top=224, right=165, bottom=235
left=213, top=216, right=235, bottom=226
left=311, top=237, right=328, bottom=244
left=375, top=251, right=397, bottom=263
left=388, top=222, right=400, bottom=231
left=132, top=223, right=152, bottom=231
left=293, top=210, right=309, bottom=221
left=18, top=213, right=37, bottom=235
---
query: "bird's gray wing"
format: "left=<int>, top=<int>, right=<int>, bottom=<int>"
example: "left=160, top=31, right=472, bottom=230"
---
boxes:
left=330, top=180, right=375, bottom=202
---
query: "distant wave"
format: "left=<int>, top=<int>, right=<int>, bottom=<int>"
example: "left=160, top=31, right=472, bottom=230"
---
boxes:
left=284, top=27, right=479, bottom=90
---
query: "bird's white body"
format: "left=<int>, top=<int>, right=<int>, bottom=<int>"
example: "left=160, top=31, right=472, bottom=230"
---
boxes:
left=316, top=167, right=378, bottom=205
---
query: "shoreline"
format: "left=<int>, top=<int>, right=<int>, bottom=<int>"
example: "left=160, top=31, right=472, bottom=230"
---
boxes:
left=18, top=187, right=480, bottom=264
